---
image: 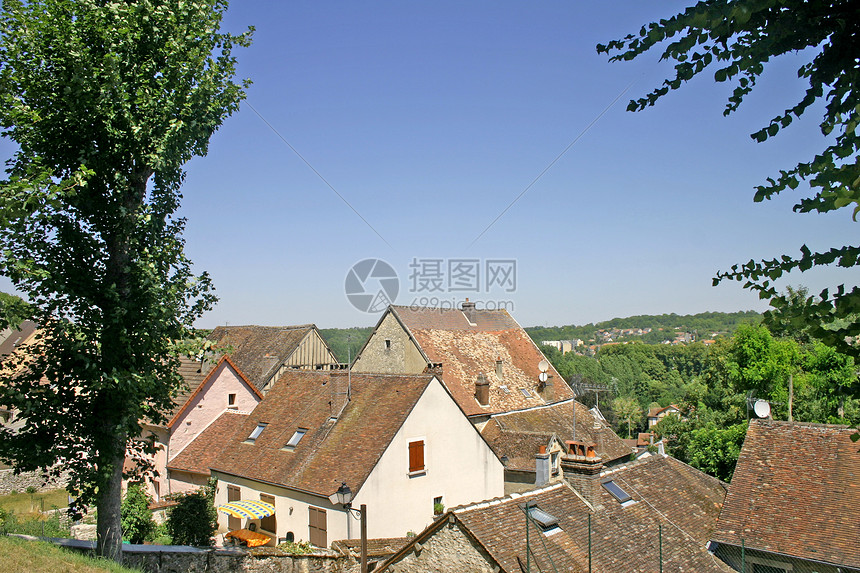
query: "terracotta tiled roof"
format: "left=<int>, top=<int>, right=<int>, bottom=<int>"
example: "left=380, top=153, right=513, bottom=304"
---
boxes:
left=647, top=404, right=680, bottom=418
left=386, top=455, right=731, bottom=573
left=712, top=420, right=860, bottom=568
left=390, top=306, right=574, bottom=417
left=207, top=325, right=317, bottom=390
left=485, top=400, right=632, bottom=464
left=480, top=423, right=555, bottom=473
left=167, top=410, right=249, bottom=475
left=210, top=370, right=435, bottom=498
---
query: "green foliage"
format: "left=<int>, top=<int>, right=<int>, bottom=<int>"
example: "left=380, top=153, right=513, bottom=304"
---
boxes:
left=318, top=327, right=374, bottom=362
left=0, top=0, right=251, bottom=559
left=277, top=540, right=315, bottom=554
left=120, top=484, right=154, bottom=544
left=685, top=423, right=748, bottom=483
left=433, top=501, right=445, bottom=515
left=167, top=481, right=218, bottom=547
left=0, top=536, right=142, bottom=573
left=0, top=505, right=70, bottom=537
left=0, top=291, right=30, bottom=329
left=527, top=311, right=760, bottom=345
left=598, top=1, right=860, bottom=356
left=611, top=395, right=643, bottom=438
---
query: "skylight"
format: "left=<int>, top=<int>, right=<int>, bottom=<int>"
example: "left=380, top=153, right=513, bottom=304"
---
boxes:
left=247, top=423, right=267, bottom=443
left=500, top=385, right=510, bottom=394
left=602, top=480, right=632, bottom=503
left=520, top=388, right=532, bottom=398
left=522, top=503, right=561, bottom=534
left=284, top=428, right=307, bottom=450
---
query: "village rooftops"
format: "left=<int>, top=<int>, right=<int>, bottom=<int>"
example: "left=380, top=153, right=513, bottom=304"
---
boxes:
left=355, top=304, right=574, bottom=417
left=712, top=419, right=860, bottom=570
left=209, top=370, right=443, bottom=499
left=380, top=454, right=731, bottom=573
left=483, top=399, right=632, bottom=467
left=207, top=324, right=338, bottom=391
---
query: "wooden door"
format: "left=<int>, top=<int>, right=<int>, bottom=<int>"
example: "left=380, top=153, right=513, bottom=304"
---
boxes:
left=308, top=506, right=327, bottom=548
left=227, top=486, right=241, bottom=531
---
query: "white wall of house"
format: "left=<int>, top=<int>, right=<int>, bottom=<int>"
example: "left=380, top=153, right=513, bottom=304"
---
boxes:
left=211, top=378, right=504, bottom=546
left=212, top=472, right=347, bottom=547
left=352, top=378, right=504, bottom=538
left=169, top=360, right=260, bottom=459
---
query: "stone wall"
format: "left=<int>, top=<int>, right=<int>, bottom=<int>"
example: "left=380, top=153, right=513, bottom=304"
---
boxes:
left=384, top=521, right=498, bottom=573
left=0, top=468, right=70, bottom=495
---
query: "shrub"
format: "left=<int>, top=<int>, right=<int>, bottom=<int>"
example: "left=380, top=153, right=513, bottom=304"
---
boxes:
left=277, top=540, right=314, bottom=554
left=167, top=480, right=217, bottom=546
left=121, top=483, right=155, bottom=544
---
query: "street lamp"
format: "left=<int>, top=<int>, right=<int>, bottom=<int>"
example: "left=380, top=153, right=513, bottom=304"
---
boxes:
left=331, top=482, right=367, bottom=573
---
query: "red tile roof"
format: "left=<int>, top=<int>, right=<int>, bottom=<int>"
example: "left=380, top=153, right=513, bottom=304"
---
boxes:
left=390, top=306, right=574, bottom=417
left=210, top=370, right=436, bottom=498
left=208, top=325, right=325, bottom=390
left=383, top=455, right=730, bottom=573
left=712, top=420, right=860, bottom=568
left=485, top=400, right=632, bottom=464
left=167, top=410, right=249, bottom=476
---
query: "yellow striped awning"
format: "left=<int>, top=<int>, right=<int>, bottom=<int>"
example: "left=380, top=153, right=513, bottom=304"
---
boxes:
left=217, top=500, right=275, bottom=519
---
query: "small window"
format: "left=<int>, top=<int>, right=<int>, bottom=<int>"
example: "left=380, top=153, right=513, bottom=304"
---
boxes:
left=499, top=385, right=510, bottom=394
left=520, top=388, right=532, bottom=398
left=228, top=393, right=236, bottom=407
left=602, top=480, right=632, bottom=503
left=247, top=423, right=267, bottom=443
left=409, top=440, right=425, bottom=474
left=384, top=339, right=392, bottom=350
left=284, top=428, right=307, bottom=450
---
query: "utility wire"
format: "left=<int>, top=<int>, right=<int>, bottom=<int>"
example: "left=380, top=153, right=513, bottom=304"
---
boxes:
left=467, top=78, right=638, bottom=250
left=245, top=101, right=394, bottom=250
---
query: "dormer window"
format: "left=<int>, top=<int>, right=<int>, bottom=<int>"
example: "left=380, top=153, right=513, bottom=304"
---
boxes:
left=246, top=423, right=267, bottom=443
left=283, top=428, right=307, bottom=451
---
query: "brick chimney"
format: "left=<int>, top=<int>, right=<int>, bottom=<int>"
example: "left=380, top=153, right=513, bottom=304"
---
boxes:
left=561, top=441, right=603, bottom=506
left=461, top=298, right=477, bottom=325
left=474, top=373, right=490, bottom=406
left=535, top=445, right=551, bottom=486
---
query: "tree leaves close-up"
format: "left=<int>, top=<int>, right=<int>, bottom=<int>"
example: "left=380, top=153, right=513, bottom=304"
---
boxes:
left=598, top=0, right=860, bottom=357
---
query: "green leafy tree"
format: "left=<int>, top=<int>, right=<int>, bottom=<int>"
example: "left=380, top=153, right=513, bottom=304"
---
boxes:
left=804, top=342, right=859, bottom=421
left=685, top=423, right=748, bottom=482
left=611, top=395, right=643, bottom=438
left=121, top=483, right=154, bottom=544
left=598, top=0, right=860, bottom=356
left=0, top=0, right=251, bottom=560
left=167, top=480, right=218, bottom=547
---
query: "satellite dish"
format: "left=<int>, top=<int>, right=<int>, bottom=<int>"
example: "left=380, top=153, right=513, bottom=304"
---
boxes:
left=753, top=399, right=771, bottom=419
left=539, top=372, right=548, bottom=383
left=538, top=359, right=549, bottom=373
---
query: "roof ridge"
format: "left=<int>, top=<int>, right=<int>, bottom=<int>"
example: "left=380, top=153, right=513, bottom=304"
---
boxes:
left=452, top=482, right=565, bottom=514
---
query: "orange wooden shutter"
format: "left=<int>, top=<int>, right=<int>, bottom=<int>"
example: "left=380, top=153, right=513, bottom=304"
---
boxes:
left=409, top=440, right=424, bottom=472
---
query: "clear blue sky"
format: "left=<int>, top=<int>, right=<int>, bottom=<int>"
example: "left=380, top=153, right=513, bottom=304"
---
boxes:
left=1, top=1, right=857, bottom=329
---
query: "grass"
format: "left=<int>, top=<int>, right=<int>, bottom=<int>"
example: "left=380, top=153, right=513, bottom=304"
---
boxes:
left=0, top=488, right=70, bottom=514
left=0, top=536, right=141, bottom=573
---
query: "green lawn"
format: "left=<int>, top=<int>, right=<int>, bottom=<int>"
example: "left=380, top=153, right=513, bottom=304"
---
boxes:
left=0, top=488, right=70, bottom=514
left=0, top=536, right=141, bottom=573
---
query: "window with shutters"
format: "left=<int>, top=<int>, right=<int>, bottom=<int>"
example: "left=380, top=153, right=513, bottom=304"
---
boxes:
left=408, top=439, right=425, bottom=475
left=308, top=506, right=327, bottom=548
left=227, top=486, right=241, bottom=531
left=260, top=494, right=276, bottom=533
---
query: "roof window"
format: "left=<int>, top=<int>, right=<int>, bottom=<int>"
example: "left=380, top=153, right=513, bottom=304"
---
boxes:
left=522, top=503, right=561, bottom=535
left=246, top=423, right=267, bottom=443
left=602, top=480, right=634, bottom=505
left=283, top=428, right=307, bottom=451
left=520, top=388, right=532, bottom=398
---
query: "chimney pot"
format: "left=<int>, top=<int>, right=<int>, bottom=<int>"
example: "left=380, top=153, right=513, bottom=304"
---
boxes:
left=538, top=445, right=546, bottom=455
left=475, top=373, right=490, bottom=406
left=495, top=358, right=503, bottom=378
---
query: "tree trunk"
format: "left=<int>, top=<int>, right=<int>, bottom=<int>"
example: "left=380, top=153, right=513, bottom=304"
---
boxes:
left=97, top=449, right=126, bottom=561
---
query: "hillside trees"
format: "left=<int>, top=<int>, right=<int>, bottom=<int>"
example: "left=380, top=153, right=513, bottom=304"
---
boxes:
left=0, top=0, right=251, bottom=560
left=598, top=0, right=860, bottom=356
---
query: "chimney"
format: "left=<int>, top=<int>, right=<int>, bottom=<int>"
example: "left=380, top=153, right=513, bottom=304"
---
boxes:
left=461, top=298, right=477, bottom=325
left=495, top=357, right=503, bottom=378
left=561, top=441, right=603, bottom=506
left=474, top=373, right=489, bottom=406
left=535, top=445, right=551, bottom=486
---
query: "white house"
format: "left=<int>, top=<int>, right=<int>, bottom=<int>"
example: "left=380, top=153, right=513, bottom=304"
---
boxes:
left=208, top=370, right=505, bottom=547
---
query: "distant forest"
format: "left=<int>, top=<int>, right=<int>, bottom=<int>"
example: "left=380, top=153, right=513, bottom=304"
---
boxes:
left=525, top=310, right=761, bottom=345
left=319, top=327, right=374, bottom=363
